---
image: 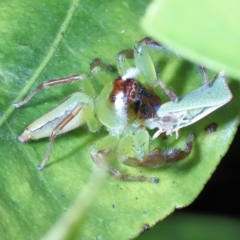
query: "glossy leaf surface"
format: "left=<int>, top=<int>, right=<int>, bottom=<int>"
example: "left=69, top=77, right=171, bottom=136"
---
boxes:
left=0, top=0, right=239, bottom=239
left=142, top=0, right=240, bottom=79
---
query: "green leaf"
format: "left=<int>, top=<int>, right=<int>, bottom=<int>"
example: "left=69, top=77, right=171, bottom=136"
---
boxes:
left=142, top=0, right=240, bottom=79
left=0, top=0, right=239, bottom=240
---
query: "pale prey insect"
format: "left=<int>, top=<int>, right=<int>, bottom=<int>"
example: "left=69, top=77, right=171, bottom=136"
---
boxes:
left=14, top=38, right=232, bottom=183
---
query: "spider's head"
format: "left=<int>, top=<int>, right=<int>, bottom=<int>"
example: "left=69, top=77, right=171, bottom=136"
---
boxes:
left=110, top=67, right=161, bottom=122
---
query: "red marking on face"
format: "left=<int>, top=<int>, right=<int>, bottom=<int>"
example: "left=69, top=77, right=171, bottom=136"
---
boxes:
left=110, top=77, right=141, bottom=103
left=110, top=77, right=161, bottom=120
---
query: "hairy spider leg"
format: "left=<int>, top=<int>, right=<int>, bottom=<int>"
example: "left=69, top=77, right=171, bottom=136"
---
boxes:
left=90, top=135, right=159, bottom=183
left=38, top=104, right=83, bottom=170
left=90, top=58, right=113, bottom=85
left=13, top=74, right=93, bottom=108
left=134, top=38, right=216, bottom=103
left=114, top=49, right=134, bottom=76
left=18, top=92, right=100, bottom=169
left=134, top=37, right=178, bottom=103
left=91, top=129, right=194, bottom=182
left=13, top=57, right=115, bottom=108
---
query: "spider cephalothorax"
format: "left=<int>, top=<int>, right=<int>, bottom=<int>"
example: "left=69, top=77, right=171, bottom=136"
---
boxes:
left=110, top=74, right=161, bottom=122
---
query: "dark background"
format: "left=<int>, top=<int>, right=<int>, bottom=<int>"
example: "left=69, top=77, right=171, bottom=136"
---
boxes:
left=183, top=126, right=240, bottom=220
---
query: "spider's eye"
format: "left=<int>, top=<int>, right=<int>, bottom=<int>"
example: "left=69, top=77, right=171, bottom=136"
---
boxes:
left=130, top=89, right=137, bottom=99
left=110, top=94, right=116, bottom=102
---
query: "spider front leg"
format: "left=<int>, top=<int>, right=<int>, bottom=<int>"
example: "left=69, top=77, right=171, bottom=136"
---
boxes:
left=114, top=49, right=134, bottom=76
left=134, top=37, right=179, bottom=103
left=13, top=74, right=95, bottom=108
left=90, top=58, right=113, bottom=85
left=120, top=132, right=194, bottom=169
left=90, top=135, right=159, bottom=183
left=135, top=37, right=211, bottom=91
left=38, top=103, right=83, bottom=170
left=18, top=92, right=100, bottom=169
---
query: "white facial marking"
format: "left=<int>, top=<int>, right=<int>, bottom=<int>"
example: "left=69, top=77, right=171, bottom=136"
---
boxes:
left=122, top=68, right=139, bottom=80
left=114, top=92, right=128, bottom=126
left=114, top=92, right=125, bottom=112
